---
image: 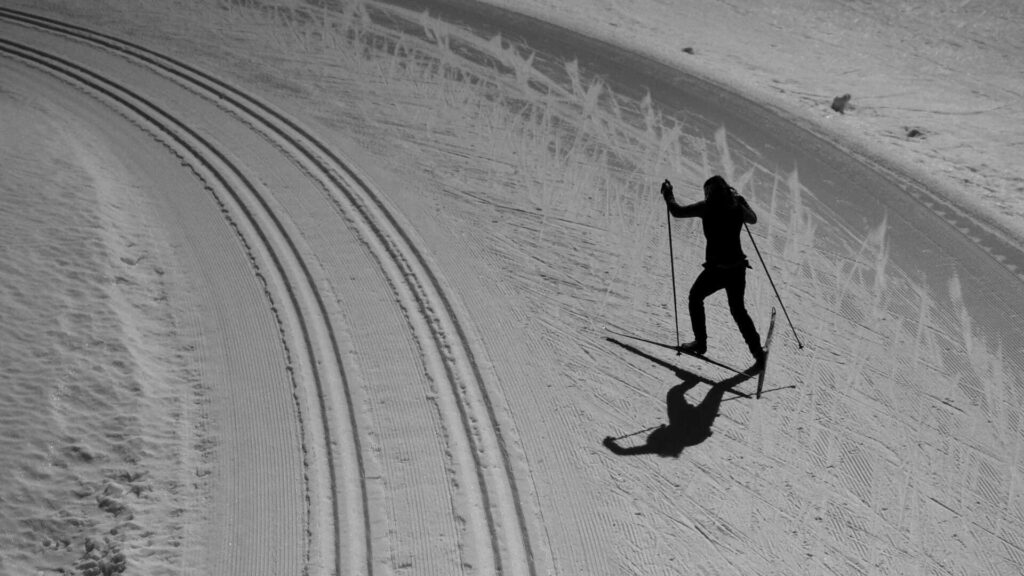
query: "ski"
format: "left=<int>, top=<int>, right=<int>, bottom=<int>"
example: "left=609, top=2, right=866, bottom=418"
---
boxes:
left=755, top=308, right=778, bottom=399
left=603, top=326, right=751, bottom=376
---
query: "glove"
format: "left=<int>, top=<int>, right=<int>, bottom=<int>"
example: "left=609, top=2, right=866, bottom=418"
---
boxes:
left=660, top=179, right=674, bottom=203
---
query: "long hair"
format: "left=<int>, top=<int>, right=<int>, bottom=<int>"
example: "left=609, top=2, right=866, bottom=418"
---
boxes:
left=703, top=175, right=737, bottom=207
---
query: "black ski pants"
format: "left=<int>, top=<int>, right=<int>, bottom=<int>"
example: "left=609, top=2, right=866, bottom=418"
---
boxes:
left=688, top=265, right=762, bottom=354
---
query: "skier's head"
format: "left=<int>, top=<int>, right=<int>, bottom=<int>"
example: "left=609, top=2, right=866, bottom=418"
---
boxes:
left=703, top=175, right=736, bottom=207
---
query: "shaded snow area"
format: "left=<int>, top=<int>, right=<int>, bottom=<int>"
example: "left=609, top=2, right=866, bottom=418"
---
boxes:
left=1, top=0, right=1023, bottom=575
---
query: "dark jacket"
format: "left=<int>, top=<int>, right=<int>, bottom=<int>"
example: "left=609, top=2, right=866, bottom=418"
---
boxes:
left=667, top=193, right=756, bottom=269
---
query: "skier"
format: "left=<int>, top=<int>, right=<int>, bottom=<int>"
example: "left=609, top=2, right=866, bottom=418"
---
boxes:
left=661, top=175, right=765, bottom=367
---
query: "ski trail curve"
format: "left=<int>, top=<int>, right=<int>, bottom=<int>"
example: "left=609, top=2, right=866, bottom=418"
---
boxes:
left=0, top=8, right=540, bottom=575
left=0, top=32, right=357, bottom=576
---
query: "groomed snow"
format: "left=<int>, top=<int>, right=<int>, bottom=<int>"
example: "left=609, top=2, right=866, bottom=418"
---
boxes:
left=487, top=0, right=1024, bottom=246
left=2, top=1, right=1023, bottom=575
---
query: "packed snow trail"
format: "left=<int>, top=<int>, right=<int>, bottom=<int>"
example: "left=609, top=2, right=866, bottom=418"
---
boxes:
left=378, top=0, right=1024, bottom=347
left=1, top=9, right=539, bottom=575
left=0, top=29, right=346, bottom=575
left=281, top=2, right=1024, bottom=573
left=6, top=1, right=1024, bottom=574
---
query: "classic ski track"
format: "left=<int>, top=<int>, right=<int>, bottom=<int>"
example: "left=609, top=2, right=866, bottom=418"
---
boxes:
left=1, top=9, right=538, bottom=575
left=0, top=34, right=355, bottom=576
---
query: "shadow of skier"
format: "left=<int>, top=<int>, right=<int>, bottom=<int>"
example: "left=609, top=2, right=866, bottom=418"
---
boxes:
left=602, top=342, right=756, bottom=458
left=603, top=373, right=747, bottom=457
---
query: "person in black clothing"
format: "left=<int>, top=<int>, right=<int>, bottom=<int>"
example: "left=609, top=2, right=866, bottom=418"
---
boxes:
left=662, top=175, right=765, bottom=365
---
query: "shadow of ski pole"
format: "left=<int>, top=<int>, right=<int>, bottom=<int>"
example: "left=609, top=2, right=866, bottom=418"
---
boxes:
left=605, top=337, right=754, bottom=399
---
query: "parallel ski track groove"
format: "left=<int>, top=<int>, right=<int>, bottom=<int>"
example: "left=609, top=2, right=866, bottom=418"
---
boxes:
left=0, top=33, right=355, bottom=576
left=0, top=8, right=537, bottom=575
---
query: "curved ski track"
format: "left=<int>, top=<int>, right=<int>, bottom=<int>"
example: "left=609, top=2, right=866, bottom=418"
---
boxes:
left=0, top=8, right=536, bottom=576
left=0, top=31, right=353, bottom=576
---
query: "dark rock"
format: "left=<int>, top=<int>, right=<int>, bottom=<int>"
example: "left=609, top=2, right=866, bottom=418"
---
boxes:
left=831, top=93, right=852, bottom=113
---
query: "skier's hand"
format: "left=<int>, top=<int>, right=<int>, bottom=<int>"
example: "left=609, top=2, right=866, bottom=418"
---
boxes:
left=602, top=436, right=618, bottom=448
left=660, top=179, right=674, bottom=203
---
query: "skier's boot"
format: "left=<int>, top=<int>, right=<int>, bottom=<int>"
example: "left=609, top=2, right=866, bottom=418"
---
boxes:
left=677, top=340, right=707, bottom=356
left=750, top=346, right=767, bottom=370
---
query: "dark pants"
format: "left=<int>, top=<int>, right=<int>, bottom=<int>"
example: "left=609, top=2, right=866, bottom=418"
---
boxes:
left=689, top=266, right=762, bottom=354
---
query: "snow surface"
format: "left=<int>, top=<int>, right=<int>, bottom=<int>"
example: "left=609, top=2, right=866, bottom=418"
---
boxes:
left=2, top=0, right=1023, bottom=575
left=486, top=0, right=1024, bottom=245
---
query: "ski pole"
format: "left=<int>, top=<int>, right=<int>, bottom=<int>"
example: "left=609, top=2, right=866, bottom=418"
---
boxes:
left=744, top=223, right=804, bottom=349
left=667, top=204, right=680, bottom=348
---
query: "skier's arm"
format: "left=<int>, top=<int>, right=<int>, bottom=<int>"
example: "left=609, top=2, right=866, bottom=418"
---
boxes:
left=661, top=180, right=703, bottom=218
left=667, top=198, right=704, bottom=218
left=737, top=195, right=757, bottom=224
